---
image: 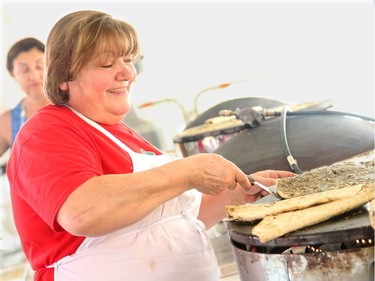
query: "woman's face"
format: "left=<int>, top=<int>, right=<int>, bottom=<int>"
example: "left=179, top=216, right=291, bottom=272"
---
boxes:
left=64, top=52, right=137, bottom=124
left=12, top=48, right=45, bottom=99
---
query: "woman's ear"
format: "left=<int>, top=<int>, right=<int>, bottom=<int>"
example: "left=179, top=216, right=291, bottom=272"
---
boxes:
left=59, top=82, right=69, bottom=91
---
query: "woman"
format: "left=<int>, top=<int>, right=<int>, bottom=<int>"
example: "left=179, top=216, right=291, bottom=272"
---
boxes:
left=7, top=10, right=295, bottom=281
left=0, top=37, right=50, bottom=258
left=0, top=37, right=50, bottom=159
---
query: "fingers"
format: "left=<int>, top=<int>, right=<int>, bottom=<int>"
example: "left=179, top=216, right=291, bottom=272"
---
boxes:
left=226, top=180, right=237, bottom=191
left=223, top=169, right=297, bottom=205
left=242, top=184, right=262, bottom=195
left=222, top=165, right=248, bottom=192
left=246, top=175, right=255, bottom=185
left=249, top=170, right=297, bottom=185
left=190, top=154, right=251, bottom=195
left=235, top=170, right=252, bottom=192
left=253, top=169, right=296, bottom=179
left=243, top=193, right=261, bottom=203
left=186, top=154, right=293, bottom=197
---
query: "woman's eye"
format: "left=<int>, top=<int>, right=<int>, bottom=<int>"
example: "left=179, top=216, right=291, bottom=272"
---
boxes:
left=101, top=64, right=113, bottom=68
left=124, top=58, right=133, bottom=64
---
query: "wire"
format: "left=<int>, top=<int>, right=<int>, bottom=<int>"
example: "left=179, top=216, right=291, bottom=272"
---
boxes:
left=270, top=110, right=375, bottom=122
left=277, top=109, right=374, bottom=174
left=280, top=107, right=303, bottom=174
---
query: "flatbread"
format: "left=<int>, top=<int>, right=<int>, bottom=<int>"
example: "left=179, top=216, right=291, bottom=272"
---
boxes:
left=370, top=199, right=375, bottom=229
left=252, top=183, right=374, bottom=243
left=226, top=184, right=364, bottom=222
left=275, top=160, right=374, bottom=199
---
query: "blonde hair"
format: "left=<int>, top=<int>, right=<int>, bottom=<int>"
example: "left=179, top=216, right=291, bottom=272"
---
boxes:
left=45, top=10, right=140, bottom=104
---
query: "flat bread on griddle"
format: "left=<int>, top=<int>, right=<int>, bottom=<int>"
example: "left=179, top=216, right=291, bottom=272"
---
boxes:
left=252, top=183, right=374, bottom=243
left=370, top=199, right=375, bottom=229
left=276, top=160, right=374, bottom=199
left=226, top=184, right=364, bottom=222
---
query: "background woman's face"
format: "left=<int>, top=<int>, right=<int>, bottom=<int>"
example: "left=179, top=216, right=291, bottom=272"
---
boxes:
left=12, top=48, right=45, bottom=99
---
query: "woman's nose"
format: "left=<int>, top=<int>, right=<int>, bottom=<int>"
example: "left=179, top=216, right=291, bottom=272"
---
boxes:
left=116, top=60, right=136, bottom=81
left=27, top=67, right=43, bottom=81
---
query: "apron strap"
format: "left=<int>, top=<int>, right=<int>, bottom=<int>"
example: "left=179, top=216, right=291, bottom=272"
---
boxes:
left=65, top=105, right=135, bottom=155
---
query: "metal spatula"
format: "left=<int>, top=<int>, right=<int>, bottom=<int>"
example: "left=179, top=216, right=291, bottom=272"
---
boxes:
left=247, top=175, right=282, bottom=199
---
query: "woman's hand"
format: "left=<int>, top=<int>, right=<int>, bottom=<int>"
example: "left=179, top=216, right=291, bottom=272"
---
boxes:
left=242, top=170, right=296, bottom=201
left=198, top=168, right=296, bottom=228
left=181, top=153, right=252, bottom=196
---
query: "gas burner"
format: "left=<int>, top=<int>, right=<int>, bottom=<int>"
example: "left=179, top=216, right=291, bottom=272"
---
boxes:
left=227, top=204, right=374, bottom=280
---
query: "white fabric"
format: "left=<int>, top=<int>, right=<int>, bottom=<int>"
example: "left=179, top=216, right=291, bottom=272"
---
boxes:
left=48, top=108, right=220, bottom=281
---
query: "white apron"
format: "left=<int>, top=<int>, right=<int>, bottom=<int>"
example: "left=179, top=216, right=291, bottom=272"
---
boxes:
left=47, top=108, right=220, bottom=281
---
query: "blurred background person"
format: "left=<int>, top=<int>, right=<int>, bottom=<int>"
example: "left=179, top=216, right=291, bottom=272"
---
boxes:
left=0, top=37, right=50, bottom=160
left=0, top=37, right=49, bottom=266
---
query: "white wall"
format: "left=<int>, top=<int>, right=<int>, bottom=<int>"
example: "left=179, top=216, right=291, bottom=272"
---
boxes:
left=1, top=0, right=374, bottom=151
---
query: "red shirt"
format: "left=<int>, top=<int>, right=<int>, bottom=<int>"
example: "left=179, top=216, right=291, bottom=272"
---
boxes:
left=7, top=105, right=161, bottom=280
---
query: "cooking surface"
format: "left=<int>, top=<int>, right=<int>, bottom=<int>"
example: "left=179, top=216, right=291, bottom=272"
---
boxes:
left=227, top=200, right=372, bottom=247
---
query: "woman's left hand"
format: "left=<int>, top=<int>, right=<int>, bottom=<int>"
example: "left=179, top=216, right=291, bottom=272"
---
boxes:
left=238, top=170, right=296, bottom=203
left=199, top=169, right=296, bottom=228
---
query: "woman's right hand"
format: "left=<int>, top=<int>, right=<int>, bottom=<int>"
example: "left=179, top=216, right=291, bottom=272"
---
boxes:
left=180, top=153, right=252, bottom=196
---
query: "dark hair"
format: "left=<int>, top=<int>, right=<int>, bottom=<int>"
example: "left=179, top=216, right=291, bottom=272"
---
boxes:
left=6, top=37, right=45, bottom=76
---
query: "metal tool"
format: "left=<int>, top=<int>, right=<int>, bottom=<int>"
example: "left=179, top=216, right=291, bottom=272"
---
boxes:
left=247, top=175, right=281, bottom=199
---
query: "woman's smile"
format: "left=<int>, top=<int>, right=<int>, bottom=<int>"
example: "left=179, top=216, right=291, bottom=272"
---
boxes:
left=107, top=87, right=127, bottom=94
